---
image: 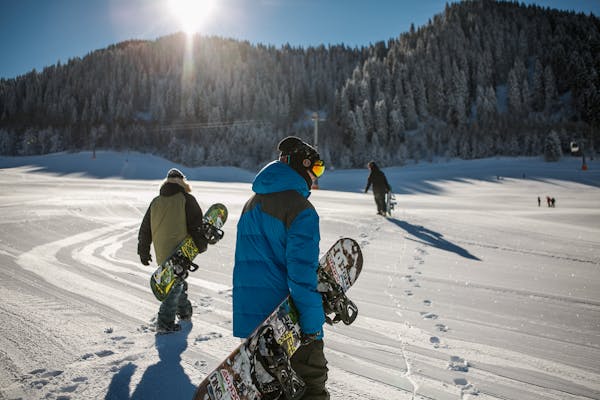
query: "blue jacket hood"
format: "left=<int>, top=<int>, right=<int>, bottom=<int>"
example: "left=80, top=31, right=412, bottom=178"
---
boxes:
left=252, top=161, right=310, bottom=197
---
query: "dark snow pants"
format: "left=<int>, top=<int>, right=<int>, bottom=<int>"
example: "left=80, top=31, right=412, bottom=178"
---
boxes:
left=290, top=339, right=329, bottom=400
left=157, top=279, right=193, bottom=328
left=374, top=191, right=387, bottom=215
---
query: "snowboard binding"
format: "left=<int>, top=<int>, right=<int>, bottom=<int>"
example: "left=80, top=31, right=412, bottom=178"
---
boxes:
left=166, top=223, right=222, bottom=280
left=170, top=253, right=199, bottom=279
left=202, top=222, right=224, bottom=245
left=248, top=325, right=306, bottom=400
left=318, top=271, right=358, bottom=325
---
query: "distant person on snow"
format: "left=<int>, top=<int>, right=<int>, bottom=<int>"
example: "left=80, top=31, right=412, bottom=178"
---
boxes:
left=233, top=136, right=329, bottom=399
left=364, top=161, right=392, bottom=215
left=537, top=196, right=541, bottom=207
left=137, top=168, right=214, bottom=333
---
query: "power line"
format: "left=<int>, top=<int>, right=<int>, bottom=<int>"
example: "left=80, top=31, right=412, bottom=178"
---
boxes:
left=155, top=119, right=270, bottom=132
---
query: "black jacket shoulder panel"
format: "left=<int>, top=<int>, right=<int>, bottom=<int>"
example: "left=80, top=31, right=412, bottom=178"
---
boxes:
left=244, top=190, right=313, bottom=230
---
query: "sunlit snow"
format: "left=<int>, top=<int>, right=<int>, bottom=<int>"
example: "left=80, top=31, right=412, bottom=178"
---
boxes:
left=1, top=151, right=599, bottom=399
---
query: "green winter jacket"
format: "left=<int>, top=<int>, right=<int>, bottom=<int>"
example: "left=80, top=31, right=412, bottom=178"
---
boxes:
left=137, top=181, right=207, bottom=265
left=150, top=192, right=187, bottom=264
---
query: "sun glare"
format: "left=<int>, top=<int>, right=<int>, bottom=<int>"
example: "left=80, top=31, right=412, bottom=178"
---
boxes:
left=168, top=0, right=216, bottom=35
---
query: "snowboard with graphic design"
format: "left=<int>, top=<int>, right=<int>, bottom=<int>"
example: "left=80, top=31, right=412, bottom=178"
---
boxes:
left=150, top=203, right=227, bottom=301
left=193, top=237, right=362, bottom=400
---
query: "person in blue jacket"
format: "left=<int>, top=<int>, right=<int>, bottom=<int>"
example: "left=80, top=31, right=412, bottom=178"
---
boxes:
left=233, top=136, right=328, bottom=399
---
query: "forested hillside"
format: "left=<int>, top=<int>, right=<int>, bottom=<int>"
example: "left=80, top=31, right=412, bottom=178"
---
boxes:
left=1, top=0, right=598, bottom=168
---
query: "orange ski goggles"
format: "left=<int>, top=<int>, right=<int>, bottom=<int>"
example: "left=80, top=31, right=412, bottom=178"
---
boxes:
left=311, top=160, right=325, bottom=178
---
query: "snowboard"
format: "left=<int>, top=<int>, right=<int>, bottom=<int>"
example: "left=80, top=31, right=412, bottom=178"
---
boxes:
left=150, top=203, right=228, bottom=301
left=385, top=192, right=397, bottom=216
left=193, top=237, right=363, bottom=400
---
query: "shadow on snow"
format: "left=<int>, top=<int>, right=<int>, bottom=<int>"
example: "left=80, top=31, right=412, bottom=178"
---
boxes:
left=387, top=217, right=481, bottom=261
left=105, top=322, right=195, bottom=400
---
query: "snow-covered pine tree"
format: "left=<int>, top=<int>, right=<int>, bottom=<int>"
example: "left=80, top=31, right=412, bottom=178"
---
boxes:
left=544, top=130, right=562, bottom=161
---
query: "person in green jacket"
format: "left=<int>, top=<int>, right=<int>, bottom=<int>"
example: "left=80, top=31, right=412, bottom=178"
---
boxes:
left=137, top=168, right=210, bottom=333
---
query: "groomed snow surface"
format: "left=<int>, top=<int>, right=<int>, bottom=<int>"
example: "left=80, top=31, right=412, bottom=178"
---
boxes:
left=0, top=151, right=599, bottom=400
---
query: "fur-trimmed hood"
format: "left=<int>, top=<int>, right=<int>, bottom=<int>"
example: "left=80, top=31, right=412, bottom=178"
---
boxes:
left=160, top=178, right=191, bottom=195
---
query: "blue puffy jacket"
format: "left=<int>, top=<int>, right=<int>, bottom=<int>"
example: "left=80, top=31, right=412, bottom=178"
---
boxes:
left=233, top=161, right=324, bottom=339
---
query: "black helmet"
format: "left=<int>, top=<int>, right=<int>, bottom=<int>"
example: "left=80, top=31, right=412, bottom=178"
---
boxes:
left=278, top=136, right=320, bottom=163
left=278, top=136, right=324, bottom=187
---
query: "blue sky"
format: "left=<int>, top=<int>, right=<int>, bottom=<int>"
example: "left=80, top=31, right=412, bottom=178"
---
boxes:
left=1, top=0, right=598, bottom=79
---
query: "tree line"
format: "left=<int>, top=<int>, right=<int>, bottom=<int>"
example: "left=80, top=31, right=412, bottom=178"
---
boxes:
left=0, top=0, right=598, bottom=169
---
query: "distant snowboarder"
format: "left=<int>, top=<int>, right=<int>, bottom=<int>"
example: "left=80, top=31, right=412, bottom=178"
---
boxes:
left=364, top=161, right=392, bottom=215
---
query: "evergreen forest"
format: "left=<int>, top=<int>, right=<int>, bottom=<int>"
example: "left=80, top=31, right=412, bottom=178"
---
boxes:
left=0, top=0, right=598, bottom=168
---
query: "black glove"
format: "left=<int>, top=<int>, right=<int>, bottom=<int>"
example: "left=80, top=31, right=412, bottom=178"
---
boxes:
left=140, top=253, right=152, bottom=266
left=300, top=332, right=319, bottom=345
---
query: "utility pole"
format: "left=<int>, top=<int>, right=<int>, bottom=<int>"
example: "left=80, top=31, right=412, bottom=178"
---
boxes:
left=573, top=138, right=588, bottom=171
left=311, top=112, right=325, bottom=150
left=311, top=112, right=325, bottom=189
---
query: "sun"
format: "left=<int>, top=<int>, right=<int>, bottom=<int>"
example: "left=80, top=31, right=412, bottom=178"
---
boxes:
left=168, top=0, right=216, bottom=35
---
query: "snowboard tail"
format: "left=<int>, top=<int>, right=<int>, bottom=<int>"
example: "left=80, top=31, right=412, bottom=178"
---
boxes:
left=385, top=192, right=397, bottom=216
